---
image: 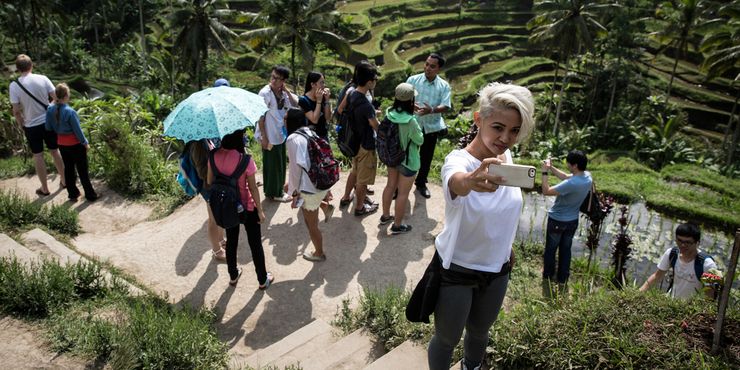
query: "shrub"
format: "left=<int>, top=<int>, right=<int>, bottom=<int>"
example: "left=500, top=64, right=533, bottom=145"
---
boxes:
left=0, top=190, right=80, bottom=235
left=48, top=296, right=228, bottom=369
left=0, top=258, right=117, bottom=317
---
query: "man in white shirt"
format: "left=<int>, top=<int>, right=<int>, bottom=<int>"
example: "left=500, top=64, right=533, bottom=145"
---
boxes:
left=640, top=223, right=718, bottom=299
left=255, top=65, right=298, bottom=202
left=9, top=54, right=65, bottom=196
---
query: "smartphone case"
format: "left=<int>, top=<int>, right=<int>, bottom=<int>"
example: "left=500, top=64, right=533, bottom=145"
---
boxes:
left=488, top=163, right=536, bottom=189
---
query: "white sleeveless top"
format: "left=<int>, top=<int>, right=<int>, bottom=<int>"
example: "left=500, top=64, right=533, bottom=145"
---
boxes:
left=435, top=149, right=523, bottom=272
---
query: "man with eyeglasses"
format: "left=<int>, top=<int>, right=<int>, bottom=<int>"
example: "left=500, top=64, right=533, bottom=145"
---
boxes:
left=640, top=223, right=718, bottom=299
left=256, top=65, right=298, bottom=202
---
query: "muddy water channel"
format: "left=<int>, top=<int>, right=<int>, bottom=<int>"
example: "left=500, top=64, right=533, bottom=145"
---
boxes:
left=517, top=192, right=736, bottom=286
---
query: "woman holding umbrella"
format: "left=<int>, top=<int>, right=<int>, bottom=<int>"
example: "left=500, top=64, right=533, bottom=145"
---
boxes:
left=207, top=129, right=273, bottom=289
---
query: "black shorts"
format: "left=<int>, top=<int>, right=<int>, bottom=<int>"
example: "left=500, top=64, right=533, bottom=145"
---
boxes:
left=23, top=124, right=58, bottom=154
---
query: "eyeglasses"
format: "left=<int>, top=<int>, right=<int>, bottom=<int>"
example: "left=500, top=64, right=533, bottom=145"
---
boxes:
left=675, top=237, right=697, bottom=246
left=270, top=74, right=285, bottom=82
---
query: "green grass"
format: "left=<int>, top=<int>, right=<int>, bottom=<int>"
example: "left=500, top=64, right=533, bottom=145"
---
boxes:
left=0, top=189, right=80, bottom=236
left=333, top=240, right=739, bottom=369
left=0, top=155, right=36, bottom=178
left=0, top=255, right=229, bottom=368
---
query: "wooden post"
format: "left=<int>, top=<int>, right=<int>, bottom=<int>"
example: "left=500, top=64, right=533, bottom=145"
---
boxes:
left=712, top=229, right=740, bottom=354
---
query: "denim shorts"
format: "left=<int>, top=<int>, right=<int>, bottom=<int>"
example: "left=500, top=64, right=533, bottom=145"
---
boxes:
left=397, top=164, right=417, bottom=177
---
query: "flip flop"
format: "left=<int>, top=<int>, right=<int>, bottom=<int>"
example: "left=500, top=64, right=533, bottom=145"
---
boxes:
left=35, top=188, right=50, bottom=196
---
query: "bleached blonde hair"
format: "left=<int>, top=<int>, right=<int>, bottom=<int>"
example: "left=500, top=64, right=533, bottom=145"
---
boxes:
left=477, top=82, right=535, bottom=144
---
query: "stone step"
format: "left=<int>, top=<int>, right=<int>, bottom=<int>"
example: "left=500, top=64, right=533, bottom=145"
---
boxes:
left=364, top=340, right=429, bottom=370
left=19, top=228, right=143, bottom=296
left=0, top=233, right=37, bottom=263
left=21, top=228, right=82, bottom=264
left=297, top=328, right=384, bottom=370
left=241, top=319, right=337, bottom=369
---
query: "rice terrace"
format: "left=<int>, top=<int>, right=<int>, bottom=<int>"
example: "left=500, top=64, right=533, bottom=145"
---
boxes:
left=0, top=0, right=738, bottom=369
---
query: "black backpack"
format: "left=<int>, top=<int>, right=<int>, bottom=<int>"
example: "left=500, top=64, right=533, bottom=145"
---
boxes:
left=337, top=93, right=361, bottom=158
left=208, top=152, right=250, bottom=229
left=376, top=117, right=410, bottom=167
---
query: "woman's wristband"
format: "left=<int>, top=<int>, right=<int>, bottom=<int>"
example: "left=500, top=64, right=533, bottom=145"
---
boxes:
left=542, top=172, right=549, bottom=176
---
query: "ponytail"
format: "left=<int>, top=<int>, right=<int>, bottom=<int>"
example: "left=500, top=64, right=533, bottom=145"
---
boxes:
left=54, top=83, right=70, bottom=125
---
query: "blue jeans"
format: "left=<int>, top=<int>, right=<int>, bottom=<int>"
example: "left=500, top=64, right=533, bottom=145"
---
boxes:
left=542, top=217, right=579, bottom=283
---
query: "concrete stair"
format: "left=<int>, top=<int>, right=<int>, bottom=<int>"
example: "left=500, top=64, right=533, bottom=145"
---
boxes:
left=0, top=229, right=142, bottom=295
left=240, top=318, right=433, bottom=369
left=364, top=339, right=429, bottom=370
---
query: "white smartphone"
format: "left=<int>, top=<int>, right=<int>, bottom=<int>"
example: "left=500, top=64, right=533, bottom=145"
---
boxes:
left=488, top=163, right=536, bottom=189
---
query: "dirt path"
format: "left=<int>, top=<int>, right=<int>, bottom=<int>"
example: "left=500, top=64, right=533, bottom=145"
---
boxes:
left=1, top=172, right=445, bottom=364
left=0, top=316, right=93, bottom=369
left=0, top=175, right=152, bottom=234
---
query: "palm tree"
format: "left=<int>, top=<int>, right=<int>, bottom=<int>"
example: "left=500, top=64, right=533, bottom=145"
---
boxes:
left=170, top=0, right=241, bottom=89
left=651, top=0, right=708, bottom=97
left=240, top=0, right=351, bottom=88
left=699, top=2, right=740, bottom=166
left=527, top=0, right=612, bottom=136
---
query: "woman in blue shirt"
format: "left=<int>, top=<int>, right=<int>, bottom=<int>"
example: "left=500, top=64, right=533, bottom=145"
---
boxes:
left=45, top=83, right=98, bottom=202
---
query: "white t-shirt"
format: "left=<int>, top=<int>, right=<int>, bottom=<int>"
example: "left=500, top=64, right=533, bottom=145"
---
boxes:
left=255, top=84, right=295, bottom=145
left=286, top=129, right=318, bottom=195
left=434, top=149, right=523, bottom=273
left=656, top=248, right=717, bottom=299
left=9, top=73, right=54, bottom=127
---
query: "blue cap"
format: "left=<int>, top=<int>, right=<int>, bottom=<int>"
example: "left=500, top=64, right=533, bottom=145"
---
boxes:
left=214, top=78, right=230, bottom=87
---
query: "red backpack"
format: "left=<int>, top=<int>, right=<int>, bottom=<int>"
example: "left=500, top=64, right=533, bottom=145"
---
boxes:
left=294, top=127, right=339, bottom=190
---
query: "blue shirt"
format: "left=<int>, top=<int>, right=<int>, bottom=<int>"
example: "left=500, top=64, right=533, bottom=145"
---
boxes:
left=548, top=172, right=592, bottom=222
left=406, top=73, right=451, bottom=133
left=45, top=103, right=88, bottom=145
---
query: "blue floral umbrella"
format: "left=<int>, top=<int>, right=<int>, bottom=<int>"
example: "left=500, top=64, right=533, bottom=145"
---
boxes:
left=163, top=87, right=267, bottom=142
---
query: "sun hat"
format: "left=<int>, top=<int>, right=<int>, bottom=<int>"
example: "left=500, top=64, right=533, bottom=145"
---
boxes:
left=214, top=78, right=230, bottom=87
left=395, top=82, right=417, bottom=102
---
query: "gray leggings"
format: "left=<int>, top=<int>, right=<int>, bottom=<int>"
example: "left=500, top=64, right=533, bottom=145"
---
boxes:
left=427, top=267, right=509, bottom=370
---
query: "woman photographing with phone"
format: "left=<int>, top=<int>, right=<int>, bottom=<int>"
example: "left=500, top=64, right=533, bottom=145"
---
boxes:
left=427, top=82, right=534, bottom=370
left=299, top=71, right=332, bottom=141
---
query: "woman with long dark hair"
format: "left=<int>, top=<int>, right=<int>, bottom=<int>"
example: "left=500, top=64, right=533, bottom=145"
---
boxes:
left=45, top=83, right=98, bottom=202
left=298, top=71, right=332, bottom=140
left=207, top=129, right=273, bottom=289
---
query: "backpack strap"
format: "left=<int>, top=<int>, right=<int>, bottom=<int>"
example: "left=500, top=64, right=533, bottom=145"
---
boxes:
left=694, top=252, right=711, bottom=282
left=294, top=127, right=313, bottom=174
left=13, top=79, right=49, bottom=110
left=667, top=247, right=679, bottom=292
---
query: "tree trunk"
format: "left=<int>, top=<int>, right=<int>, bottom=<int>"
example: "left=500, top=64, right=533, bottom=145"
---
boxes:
left=604, top=73, right=617, bottom=134
left=729, top=109, right=739, bottom=166
left=553, top=69, right=568, bottom=137
left=722, top=84, right=738, bottom=149
left=94, top=24, right=102, bottom=79
left=291, top=35, right=297, bottom=91
left=138, top=0, right=147, bottom=66
left=586, top=54, right=605, bottom=126
left=666, top=55, right=679, bottom=97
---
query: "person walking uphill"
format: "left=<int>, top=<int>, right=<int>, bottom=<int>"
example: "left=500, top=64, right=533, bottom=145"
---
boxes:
left=428, top=83, right=535, bottom=370
left=9, top=54, right=65, bottom=196
left=45, top=83, right=98, bottom=202
left=540, top=150, right=592, bottom=290
left=256, top=65, right=298, bottom=202
left=379, top=83, right=424, bottom=234
left=207, top=130, right=273, bottom=289
left=406, top=52, right=451, bottom=199
left=640, top=223, right=719, bottom=300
